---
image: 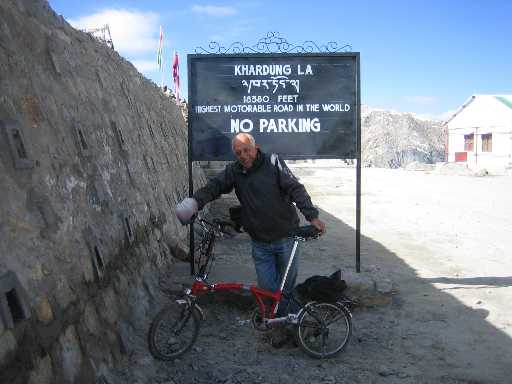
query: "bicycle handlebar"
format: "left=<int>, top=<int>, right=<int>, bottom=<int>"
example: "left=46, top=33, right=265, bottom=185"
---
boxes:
left=289, top=225, right=321, bottom=240
left=196, top=218, right=239, bottom=235
left=197, top=218, right=320, bottom=240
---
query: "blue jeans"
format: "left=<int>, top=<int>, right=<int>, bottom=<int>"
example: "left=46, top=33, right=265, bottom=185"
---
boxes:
left=251, top=237, right=299, bottom=316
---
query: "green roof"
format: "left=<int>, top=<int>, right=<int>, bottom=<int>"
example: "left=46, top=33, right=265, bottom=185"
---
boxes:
left=495, top=96, right=512, bottom=110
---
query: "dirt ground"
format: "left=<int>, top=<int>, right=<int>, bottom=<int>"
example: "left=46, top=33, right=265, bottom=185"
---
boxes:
left=111, top=163, right=512, bottom=384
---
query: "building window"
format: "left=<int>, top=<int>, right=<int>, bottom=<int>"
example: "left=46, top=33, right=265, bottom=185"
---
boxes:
left=482, top=133, right=492, bottom=152
left=464, top=133, right=474, bottom=151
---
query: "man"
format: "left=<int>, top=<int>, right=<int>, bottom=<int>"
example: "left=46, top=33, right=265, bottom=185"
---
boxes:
left=177, top=133, right=326, bottom=344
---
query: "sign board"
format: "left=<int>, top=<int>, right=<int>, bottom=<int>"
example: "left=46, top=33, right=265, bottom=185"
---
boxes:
left=187, top=53, right=360, bottom=160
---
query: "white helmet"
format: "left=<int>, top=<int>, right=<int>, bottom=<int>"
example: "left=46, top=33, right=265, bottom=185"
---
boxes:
left=176, top=197, right=198, bottom=225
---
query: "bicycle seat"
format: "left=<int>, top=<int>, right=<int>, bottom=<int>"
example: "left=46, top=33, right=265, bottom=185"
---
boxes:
left=289, top=225, right=321, bottom=240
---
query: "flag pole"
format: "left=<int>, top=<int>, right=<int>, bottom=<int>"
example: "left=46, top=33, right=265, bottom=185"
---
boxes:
left=157, top=25, right=164, bottom=89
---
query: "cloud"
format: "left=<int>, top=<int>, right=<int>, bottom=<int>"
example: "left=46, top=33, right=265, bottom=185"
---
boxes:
left=69, top=9, right=160, bottom=56
left=404, top=96, right=439, bottom=105
left=131, top=60, right=159, bottom=73
left=191, top=5, right=237, bottom=17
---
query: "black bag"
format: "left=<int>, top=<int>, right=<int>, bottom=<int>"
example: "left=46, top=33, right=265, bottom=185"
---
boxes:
left=295, top=270, right=347, bottom=303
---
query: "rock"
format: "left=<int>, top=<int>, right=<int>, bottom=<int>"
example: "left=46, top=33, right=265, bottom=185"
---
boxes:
left=100, top=287, right=120, bottom=325
left=59, top=325, right=83, bottom=383
left=378, top=367, right=396, bottom=377
left=82, top=302, right=101, bottom=335
left=398, top=371, right=411, bottom=378
left=434, top=162, right=473, bottom=176
left=55, top=277, right=77, bottom=310
left=35, top=296, right=54, bottom=324
left=0, top=331, right=17, bottom=366
left=28, top=354, right=54, bottom=384
left=474, top=168, right=489, bottom=177
left=405, top=161, right=435, bottom=171
left=377, top=278, right=394, bottom=294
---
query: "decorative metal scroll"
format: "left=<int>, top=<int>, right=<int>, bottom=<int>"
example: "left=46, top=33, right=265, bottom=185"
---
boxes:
left=195, top=32, right=351, bottom=54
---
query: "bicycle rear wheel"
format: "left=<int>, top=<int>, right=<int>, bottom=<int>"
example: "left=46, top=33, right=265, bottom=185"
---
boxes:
left=296, top=302, right=352, bottom=359
left=148, top=301, right=200, bottom=360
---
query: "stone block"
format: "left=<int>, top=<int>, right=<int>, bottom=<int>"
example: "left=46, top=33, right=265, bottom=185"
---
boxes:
left=376, top=278, right=394, bottom=294
left=35, top=296, right=53, bottom=324
left=113, top=274, right=129, bottom=296
left=82, top=256, right=95, bottom=283
left=344, top=271, right=376, bottom=294
left=28, top=354, right=53, bottom=384
left=82, top=302, right=100, bottom=336
left=342, top=271, right=395, bottom=307
left=29, top=263, right=44, bottom=282
left=55, top=277, right=77, bottom=310
left=59, top=325, right=83, bottom=384
left=0, top=330, right=17, bottom=366
left=100, top=287, right=119, bottom=325
left=26, top=188, right=62, bottom=238
left=104, top=328, right=126, bottom=362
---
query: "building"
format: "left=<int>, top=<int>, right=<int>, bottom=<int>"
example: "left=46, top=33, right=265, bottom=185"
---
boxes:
left=445, top=95, right=512, bottom=172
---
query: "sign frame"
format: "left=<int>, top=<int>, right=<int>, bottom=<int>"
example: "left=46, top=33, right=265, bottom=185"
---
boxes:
left=187, top=52, right=360, bottom=161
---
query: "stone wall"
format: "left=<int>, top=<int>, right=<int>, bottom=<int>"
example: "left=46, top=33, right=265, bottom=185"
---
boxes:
left=0, top=1, right=205, bottom=382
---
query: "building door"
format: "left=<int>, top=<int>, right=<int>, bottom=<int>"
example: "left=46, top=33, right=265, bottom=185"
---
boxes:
left=455, top=152, right=467, bottom=162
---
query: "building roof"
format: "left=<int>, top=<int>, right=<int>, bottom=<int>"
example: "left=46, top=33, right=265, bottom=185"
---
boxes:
left=495, top=95, right=512, bottom=110
left=444, top=94, right=512, bottom=126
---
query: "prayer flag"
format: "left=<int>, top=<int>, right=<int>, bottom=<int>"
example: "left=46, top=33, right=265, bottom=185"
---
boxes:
left=157, top=26, right=163, bottom=71
left=172, top=51, right=180, bottom=103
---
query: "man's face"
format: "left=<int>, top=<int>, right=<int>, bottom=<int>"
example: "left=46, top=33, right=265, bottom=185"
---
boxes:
left=232, top=137, right=258, bottom=169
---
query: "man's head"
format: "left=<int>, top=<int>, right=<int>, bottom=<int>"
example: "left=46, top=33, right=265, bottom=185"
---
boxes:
left=232, top=133, right=259, bottom=169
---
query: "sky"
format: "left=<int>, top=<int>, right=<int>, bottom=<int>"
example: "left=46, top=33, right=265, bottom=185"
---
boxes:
left=48, top=0, right=512, bottom=121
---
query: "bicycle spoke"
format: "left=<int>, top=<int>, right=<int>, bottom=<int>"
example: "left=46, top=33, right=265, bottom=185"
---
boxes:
left=148, top=303, right=200, bottom=360
left=296, top=302, right=352, bottom=359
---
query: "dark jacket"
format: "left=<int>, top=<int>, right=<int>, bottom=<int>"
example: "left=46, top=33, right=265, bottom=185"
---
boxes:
left=193, top=150, right=319, bottom=242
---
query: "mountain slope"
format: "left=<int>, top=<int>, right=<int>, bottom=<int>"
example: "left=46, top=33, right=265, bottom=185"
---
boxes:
left=362, top=106, right=445, bottom=168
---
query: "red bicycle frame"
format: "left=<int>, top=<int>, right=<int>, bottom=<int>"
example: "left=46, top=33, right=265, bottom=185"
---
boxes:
left=191, top=280, right=283, bottom=319
left=190, top=230, right=301, bottom=321
left=189, top=218, right=303, bottom=323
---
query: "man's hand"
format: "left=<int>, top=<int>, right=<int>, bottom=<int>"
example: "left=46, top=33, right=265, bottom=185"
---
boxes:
left=310, top=218, right=326, bottom=235
left=176, top=197, right=198, bottom=225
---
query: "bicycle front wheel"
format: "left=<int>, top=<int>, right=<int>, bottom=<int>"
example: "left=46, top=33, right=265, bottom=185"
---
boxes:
left=148, top=301, right=200, bottom=360
left=296, top=302, right=352, bottom=359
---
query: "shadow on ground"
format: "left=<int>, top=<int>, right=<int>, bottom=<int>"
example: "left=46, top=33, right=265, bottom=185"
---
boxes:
left=128, top=193, right=512, bottom=384
left=176, top=195, right=512, bottom=384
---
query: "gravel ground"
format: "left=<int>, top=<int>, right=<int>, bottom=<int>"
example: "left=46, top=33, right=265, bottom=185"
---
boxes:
left=109, top=164, right=512, bottom=384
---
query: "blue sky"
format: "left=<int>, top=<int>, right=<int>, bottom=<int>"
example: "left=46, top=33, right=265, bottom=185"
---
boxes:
left=49, top=0, right=512, bottom=120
